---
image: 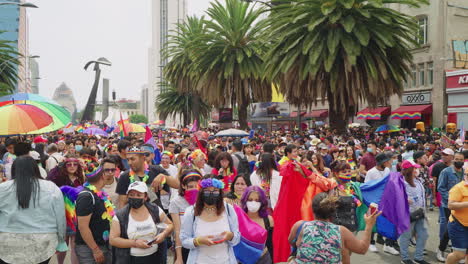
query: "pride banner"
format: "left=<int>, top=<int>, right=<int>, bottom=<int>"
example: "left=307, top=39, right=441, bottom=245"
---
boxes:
left=390, top=112, right=421, bottom=119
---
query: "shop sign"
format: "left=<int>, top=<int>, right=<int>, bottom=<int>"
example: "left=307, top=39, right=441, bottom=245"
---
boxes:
left=402, top=92, right=431, bottom=105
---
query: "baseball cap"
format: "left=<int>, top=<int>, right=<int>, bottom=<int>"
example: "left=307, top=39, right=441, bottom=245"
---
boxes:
left=29, top=151, right=41, bottom=161
left=319, top=144, right=328, bottom=150
left=127, top=181, right=148, bottom=194
left=455, top=139, right=463, bottom=146
left=401, top=160, right=421, bottom=170
left=413, top=151, right=425, bottom=160
left=33, top=136, right=48, bottom=144
left=376, top=153, right=391, bottom=165
left=442, top=148, right=455, bottom=156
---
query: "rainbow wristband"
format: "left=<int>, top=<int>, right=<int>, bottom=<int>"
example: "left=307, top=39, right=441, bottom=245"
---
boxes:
left=161, top=176, right=167, bottom=186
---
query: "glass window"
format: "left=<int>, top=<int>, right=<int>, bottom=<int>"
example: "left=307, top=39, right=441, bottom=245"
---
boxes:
left=411, top=66, right=417, bottom=87
left=427, top=62, right=433, bottom=85
left=418, top=63, right=425, bottom=86
left=417, top=17, right=428, bottom=45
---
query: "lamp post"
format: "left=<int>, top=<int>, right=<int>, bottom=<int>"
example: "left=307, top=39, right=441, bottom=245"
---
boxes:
left=81, top=57, right=112, bottom=122
left=0, top=2, right=38, bottom=8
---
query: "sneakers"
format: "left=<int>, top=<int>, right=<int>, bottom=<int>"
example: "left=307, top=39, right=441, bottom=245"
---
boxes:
left=414, top=260, right=430, bottom=264
left=384, top=245, right=400, bottom=255
left=437, top=249, right=446, bottom=262
left=377, top=235, right=385, bottom=245
left=459, top=259, right=466, bottom=264
left=369, top=244, right=379, bottom=253
left=401, top=260, right=415, bottom=264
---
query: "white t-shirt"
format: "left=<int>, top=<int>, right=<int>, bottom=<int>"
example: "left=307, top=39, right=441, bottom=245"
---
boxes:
left=113, top=208, right=166, bottom=257
left=103, top=178, right=119, bottom=207
left=161, top=164, right=178, bottom=209
left=195, top=212, right=230, bottom=264
left=250, top=169, right=282, bottom=209
left=365, top=167, right=390, bottom=182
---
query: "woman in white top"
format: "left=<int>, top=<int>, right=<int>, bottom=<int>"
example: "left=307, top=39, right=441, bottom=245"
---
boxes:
left=109, top=181, right=174, bottom=264
left=250, top=153, right=282, bottom=209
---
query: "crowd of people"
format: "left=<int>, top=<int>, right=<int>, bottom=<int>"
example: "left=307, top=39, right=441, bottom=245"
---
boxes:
left=0, top=125, right=466, bottom=264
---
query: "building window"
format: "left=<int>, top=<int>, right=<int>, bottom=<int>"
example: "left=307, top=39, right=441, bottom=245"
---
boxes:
left=418, top=63, right=425, bottom=86
left=427, top=62, right=433, bottom=85
left=411, top=65, right=417, bottom=87
left=417, top=17, right=428, bottom=45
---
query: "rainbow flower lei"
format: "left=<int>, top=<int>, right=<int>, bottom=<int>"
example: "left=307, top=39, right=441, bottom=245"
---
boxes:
left=337, top=183, right=362, bottom=207
left=83, top=182, right=115, bottom=241
left=129, top=162, right=149, bottom=183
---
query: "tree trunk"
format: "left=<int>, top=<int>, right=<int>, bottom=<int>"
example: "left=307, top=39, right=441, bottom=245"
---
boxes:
left=238, top=102, right=249, bottom=130
left=328, top=99, right=348, bottom=133
left=192, top=93, right=200, bottom=126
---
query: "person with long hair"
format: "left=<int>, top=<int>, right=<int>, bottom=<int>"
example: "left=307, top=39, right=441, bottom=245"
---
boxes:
left=243, top=144, right=258, bottom=173
left=0, top=156, right=67, bottom=264
left=307, top=152, right=331, bottom=178
left=288, top=193, right=380, bottom=264
left=240, top=186, right=274, bottom=263
left=225, top=174, right=251, bottom=206
left=169, top=170, right=203, bottom=264
left=212, top=152, right=238, bottom=192
left=180, top=175, right=241, bottom=264
left=345, top=146, right=359, bottom=182
left=110, top=181, right=174, bottom=264
left=250, top=153, right=282, bottom=209
left=399, top=161, right=429, bottom=264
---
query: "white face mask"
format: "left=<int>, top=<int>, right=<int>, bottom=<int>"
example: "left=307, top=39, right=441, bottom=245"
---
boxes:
left=246, top=201, right=261, bottom=213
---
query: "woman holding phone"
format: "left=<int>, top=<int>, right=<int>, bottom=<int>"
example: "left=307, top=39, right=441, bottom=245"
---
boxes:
left=180, top=175, right=241, bottom=264
left=109, top=181, right=174, bottom=264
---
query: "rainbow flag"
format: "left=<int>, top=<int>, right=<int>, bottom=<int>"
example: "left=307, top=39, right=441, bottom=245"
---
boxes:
left=75, top=125, right=84, bottom=133
left=60, top=186, right=84, bottom=232
left=65, top=122, right=73, bottom=129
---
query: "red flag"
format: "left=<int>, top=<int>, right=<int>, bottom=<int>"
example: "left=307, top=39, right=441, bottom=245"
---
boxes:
left=194, top=135, right=207, bottom=156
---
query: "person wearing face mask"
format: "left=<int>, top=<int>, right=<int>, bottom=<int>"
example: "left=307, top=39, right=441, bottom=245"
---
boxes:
left=437, top=152, right=466, bottom=262
left=240, top=186, right=274, bottom=263
left=413, top=151, right=433, bottom=211
left=110, top=181, right=174, bottom=264
left=225, top=175, right=251, bottom=206
left=359, top=141, right=378, bottom=182
left=170, top=170, right=203, bottom=264
left=399, top=160, right=429, bottom=264
left=180, top=176, right=241, bottom=264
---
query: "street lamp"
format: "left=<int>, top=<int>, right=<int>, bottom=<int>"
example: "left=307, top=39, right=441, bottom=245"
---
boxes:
left=0, top=2, right=38, bottom=8
left=81, top=57, right=112, bottom=122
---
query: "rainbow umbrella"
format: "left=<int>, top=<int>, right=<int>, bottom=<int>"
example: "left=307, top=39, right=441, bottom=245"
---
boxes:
left=375, top=124, right=400, bottom=133
left=83, top=127, right=108, bottom=137
left=0, top=93, right=71, bottom=134
left=114, top=123, right=145, bottom=133
left=0, top=104, right=53, bottom=135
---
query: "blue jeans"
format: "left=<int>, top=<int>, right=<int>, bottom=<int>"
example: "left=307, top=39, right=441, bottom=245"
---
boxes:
left=439, top=206, right=448, bottom=240
left=425, top=186, right=433, bottom=208
left=399, top=218, right=428, bottom=261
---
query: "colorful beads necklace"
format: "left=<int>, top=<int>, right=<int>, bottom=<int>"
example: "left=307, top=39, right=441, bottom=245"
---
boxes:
left=83, top=182, right=115, bottom=240
left=129, top=162, right=149, bottom=183
left=337, top=183, right=362, bottom=207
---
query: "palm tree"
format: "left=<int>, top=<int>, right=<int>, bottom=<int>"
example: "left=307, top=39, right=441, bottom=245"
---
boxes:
left=263, top=0, right=427, bottom=131
left=156, top=86, right=211, bottom=127
left=190, top=0, right=271, bottom=129
left=163, top=16, right=207, bottom=126
left=0, top=34, right=21, bottom=95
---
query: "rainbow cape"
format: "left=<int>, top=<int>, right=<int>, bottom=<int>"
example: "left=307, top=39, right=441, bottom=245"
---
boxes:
left=60, top=185, right=84, bottom=232
left=233, top=205, right=267, bottom=264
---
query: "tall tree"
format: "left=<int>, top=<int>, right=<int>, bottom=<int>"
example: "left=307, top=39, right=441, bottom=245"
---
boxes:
left=156, top=86, right=211, bottom=127
left=190, top=0, right=271, bottom=129
left=0, top=34, right=21, bottom=95
left=264, top=0, right=427, bottom=131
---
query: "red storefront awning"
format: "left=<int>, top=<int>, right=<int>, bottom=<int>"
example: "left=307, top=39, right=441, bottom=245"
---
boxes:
left=304, top=109, right=328, bottom=118
left=390, top=104, right=432, bottom=119
left=356, top=107, right=391, bottom=120
left=290, top=111, right=306, bottom=118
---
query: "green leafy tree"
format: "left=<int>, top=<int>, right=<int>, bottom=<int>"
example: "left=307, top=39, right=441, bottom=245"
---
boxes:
left=129, top=114, right=148, bottom=124
left=188, top=0, right=271, bottom=129
left=156, top=86, right=211, bottom=127
left=0, top=33, right=21, bottom=94
left=264, top=0, right=427, bottom=131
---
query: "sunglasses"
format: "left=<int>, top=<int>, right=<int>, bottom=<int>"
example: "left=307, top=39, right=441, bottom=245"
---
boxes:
left=66, top=162, right=79, bottom=168
left=104, top=168, right=116, bottom=174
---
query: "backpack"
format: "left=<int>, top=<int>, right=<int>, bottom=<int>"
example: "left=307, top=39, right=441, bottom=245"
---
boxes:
left=235, top=154, right=251, bottom=175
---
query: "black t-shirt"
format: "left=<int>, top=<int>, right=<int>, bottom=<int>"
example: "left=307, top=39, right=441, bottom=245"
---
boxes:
left=115, top=165, right=169, bottom=196
left=432, top=162, right=448, bottom=188
left=75, top=189, right=110, bottom=246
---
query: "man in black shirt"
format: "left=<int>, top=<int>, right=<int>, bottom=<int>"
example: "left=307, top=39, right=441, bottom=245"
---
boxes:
left=116, top=146, right=180, bottom=209
left=75, top=163, right=114, bottom=264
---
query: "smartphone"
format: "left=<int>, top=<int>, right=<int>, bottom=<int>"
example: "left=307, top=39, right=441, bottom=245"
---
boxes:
left=212, top=233, right=225, bottom=244
left=146, top=239, right=157, bottom=246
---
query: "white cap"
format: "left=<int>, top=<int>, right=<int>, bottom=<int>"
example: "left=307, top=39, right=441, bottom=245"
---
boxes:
left=455, top=139, right=463, bottom=145
left=442, top=148, right=455, bottom=156
left=126, top=181, right=148, bottom=194
left=29, top=151, right=41, bottom=161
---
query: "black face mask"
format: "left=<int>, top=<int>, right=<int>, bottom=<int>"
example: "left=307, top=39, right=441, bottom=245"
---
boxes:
left=128, top=198, right=144, bottom=209
left=454, top=161, right=464, bottom=169
left=202, top=191, right=220, bottom=206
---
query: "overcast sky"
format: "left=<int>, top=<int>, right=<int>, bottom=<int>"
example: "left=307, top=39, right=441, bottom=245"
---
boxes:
left=28, top=0, right=212, bottom=110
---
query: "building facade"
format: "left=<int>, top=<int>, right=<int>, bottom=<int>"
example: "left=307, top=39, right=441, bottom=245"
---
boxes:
left=147, top=0, right=187, bottom=122
left=140, top=84, right=149, bottom=118
left=0, top=0, right=31, bottom=92
left=52, top=82, right=77, bottom=119
left=29, top=57, right=39, bottom=93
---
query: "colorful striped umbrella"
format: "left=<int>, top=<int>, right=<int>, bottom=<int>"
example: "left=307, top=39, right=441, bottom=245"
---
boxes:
left=83, top=127, right=108, bottom=137
left=375, top=124, right=400, bottom=133
left=0, top=104, right=53, bottom=135
left=114, top=123, right=146, bottom=133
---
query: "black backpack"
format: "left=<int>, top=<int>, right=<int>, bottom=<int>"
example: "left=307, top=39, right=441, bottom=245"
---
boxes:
left=234, top=154, right=251, bottom=175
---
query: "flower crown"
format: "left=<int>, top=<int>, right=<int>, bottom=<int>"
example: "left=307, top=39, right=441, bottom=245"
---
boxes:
left=199, top=178, right=224, bottom=190
left=162, top=151, right=174, bottom=159
left=189, top=149, right=207, bottom=161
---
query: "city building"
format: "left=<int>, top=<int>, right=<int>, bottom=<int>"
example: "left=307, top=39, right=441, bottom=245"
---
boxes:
left=52, top=82, right=77, bottom=119
left=140, top=84, right=149, bottom=119
left=29, top=57, right=39, bottom=93
left=96, top=99, right=141, bottom=120
left=0, top=0, right=31, bottom=92
left=147, top=0, right=187, bottom=123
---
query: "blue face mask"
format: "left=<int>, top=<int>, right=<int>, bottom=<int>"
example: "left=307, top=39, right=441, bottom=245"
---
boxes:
left=392, top=160, right=398, bottom=166
left=367, top=147, right=373, bottom=153
left=75, top=145, right=83, bottom=152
